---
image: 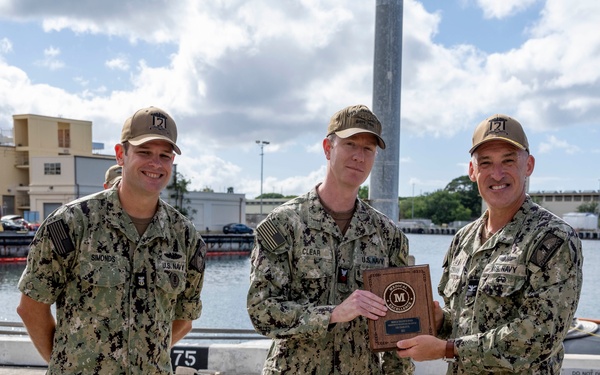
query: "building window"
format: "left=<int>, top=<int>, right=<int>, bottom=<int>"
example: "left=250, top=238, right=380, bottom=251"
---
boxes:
left=44, top=163, right=61, bottom=175
left=58, top=124, right=70, bottom=148
left=564, top=196, right=572, bottom=202
left=544, top=196, right=553, bottom=202
left=555, top=196, right=563, bottom=202
left=574, top=195, right=581, bottom=202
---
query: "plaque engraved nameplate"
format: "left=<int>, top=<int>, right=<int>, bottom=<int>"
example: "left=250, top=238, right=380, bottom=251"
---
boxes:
left=363, top=264, right=437, bottom=352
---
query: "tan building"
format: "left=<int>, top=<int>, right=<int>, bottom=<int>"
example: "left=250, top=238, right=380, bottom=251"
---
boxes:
left=1, top=113, right=246, bottom=230
left=529, top=190, right=600, bottom=219
left=245, top=198, right=289, bottom=227
left=1, top=113, right=115, bottom=221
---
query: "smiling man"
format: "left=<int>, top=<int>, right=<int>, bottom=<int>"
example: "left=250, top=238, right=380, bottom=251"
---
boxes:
left=247, top=104, right=414, bottom=374
left=396, top=114, right=583, bottom=374
left=17, top=106, right=206, bottom=374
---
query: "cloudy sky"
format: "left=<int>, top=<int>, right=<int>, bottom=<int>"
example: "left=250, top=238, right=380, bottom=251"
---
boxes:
left=0, top=0, right=598, bottom=200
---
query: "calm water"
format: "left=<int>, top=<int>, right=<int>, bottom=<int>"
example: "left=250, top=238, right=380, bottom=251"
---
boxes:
left=0, top=234, right=598, bottom=329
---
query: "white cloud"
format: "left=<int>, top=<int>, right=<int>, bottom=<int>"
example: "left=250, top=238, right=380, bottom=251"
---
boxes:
left=0, top=37, right=12, bottom=54
left=0, top=0, right=599, bottom=197
left=538, top=135, right=581, bottom=154
left=105, top=57, right=129, bottom=71
left=35, top=46, right=64, bottom=70
left=476, top=0, right=540, bottom=19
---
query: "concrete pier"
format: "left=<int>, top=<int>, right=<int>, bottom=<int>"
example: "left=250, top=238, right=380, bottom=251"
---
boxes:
left=2, top=335, right=600, bottom=374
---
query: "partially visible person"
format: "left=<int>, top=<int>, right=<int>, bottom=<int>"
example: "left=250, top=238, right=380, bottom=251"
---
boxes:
left=396, top=114, right=583, bottom=374
left=104, top=164, right=122, bottom=189
left=17, top=106, right=206, bottom=374
left=247, top=104, right=414, bottom=374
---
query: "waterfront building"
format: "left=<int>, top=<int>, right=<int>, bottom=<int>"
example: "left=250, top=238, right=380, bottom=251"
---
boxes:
left=529, top=190, right=600, bottom=219
left=0, top=112, right=246, bottom=231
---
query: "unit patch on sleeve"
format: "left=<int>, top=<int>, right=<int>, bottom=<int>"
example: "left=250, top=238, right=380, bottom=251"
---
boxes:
left=47, top=219, right=75, bottom=257
left=190, top=239, right=206, bottom=273
left=257, top=220, right=286, bottom=251
left=530, top=233, right=564, bottom=268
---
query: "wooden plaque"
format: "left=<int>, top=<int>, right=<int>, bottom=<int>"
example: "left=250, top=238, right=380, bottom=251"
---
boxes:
left=363, top=265, right=437, bottom=352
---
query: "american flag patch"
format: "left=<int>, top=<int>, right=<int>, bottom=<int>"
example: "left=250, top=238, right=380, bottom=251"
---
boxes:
left=47, top=219, right=75, bottom=257
left=257, top=220, right=286, bottom=251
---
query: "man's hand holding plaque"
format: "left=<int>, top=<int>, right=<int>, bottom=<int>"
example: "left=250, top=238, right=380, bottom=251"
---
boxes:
left=362, top=265, right=437, bottom=352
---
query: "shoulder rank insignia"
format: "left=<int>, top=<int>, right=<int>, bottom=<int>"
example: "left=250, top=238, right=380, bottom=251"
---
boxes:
left=47, top=219, right=75, bottom=257
left=257, top=220, right=286, bottom=251
left=530, top=232, right=563, bottom=268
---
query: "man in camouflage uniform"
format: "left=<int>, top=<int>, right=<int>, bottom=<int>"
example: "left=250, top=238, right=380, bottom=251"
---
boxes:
left=103, top=164, right=122, bottom=189
left=247, top=104, right=414, bottom=374
left=17, top=106, right=206, bottom=374
left=396, top=114, right=583, bottom=374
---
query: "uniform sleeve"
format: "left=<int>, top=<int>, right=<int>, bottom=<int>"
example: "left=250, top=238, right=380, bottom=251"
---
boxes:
left=437, top=235, right=458, bottom=338
left=174, top=226, right=206, bottom=321
left=18, top=213, right=77, bottom=304
left=388, top=226, right=410, bottom=268
left=455, top=230, right=583, bottom=373
left=247, top=218, right=333, bottom=340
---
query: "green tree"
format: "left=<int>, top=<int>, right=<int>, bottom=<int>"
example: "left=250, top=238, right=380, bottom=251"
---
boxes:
left=399, top=195, right=427, bottom=220
left=166, top=172, right=197, bottom=220
left=358, top=185, right=369, bottom=200
left=445, top=175, right=481, bottom=218
left=422, top=190, right=471, bottom=225
left=256, top=192, right=284, bottom=199
left=577, top=202, right=598, bottom=214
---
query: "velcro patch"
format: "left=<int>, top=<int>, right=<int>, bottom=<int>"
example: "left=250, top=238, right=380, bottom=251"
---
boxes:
left=530, top=233, right=564, bottom=268
left=257, top=220, right=286, bottom=251
left=190, top=239, right=206, bottom=273
left=47, top=219, right=75, bottom=257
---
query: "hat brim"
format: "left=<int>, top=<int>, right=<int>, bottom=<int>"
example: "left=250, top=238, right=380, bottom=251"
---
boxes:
left=469, top=137, right=527, bottom=154
left=128, top=135, right=182, bottom=155
left=106, top=176, right=122, bottom=186
left=334, top=128, right=386, bottom=149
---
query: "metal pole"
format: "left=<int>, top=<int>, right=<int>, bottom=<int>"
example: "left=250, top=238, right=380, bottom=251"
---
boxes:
left=370, top=0, right=403, bottom=221
left=411, top=182, right=414, bottom=219
left=256, top=140, right=270, bottom=215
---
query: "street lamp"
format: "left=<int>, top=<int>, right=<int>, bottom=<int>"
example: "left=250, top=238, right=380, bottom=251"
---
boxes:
left=411, top=183, right=415, bottom=219
left=256, top=140, right=270, bottom=215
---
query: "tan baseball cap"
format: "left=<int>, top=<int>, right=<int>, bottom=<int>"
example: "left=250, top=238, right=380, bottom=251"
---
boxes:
left=326, top=104, right=386, bottom=149
left=104, top=164, right=122, bottom=187
left=120, top=106, right=181, bottom=154
left=470, top=114, right=529, bottom=154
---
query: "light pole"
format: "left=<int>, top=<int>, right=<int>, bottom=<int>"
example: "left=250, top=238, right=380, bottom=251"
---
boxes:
left=256, top=140, right=270, bottom=216
left=411, top=183, right=415, bottom=219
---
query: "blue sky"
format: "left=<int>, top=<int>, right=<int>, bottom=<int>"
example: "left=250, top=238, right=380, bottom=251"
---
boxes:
left=0, top=0, right=598, bottom=200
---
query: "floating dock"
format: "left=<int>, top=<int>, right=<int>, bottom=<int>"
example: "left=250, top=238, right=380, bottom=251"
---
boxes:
left=0, top=233, right=254, bottom=261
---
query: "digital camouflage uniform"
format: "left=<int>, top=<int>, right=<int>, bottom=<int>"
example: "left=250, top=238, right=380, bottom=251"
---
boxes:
left=19, top=187, right=206, bottom=374
left=247, top=187, right=414, bottom=374
left=438, top=196, right=583, bottom=374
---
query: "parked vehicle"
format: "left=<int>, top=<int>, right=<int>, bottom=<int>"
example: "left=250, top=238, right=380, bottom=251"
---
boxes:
left=1, top=215, right=35, bottom=231
left=222, top=223, right=253, bottom=234
left=1, top=219, right=26, bottom=231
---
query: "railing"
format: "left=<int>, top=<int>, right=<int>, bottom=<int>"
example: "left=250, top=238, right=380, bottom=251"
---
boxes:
left=0, top=321, right=266, bottom=341
left=0, top=233, right=254, bottom=258
left=202, top=234, right=254, bottom=253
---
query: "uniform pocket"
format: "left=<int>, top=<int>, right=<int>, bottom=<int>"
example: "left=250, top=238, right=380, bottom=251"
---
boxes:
left=293, top=256, right=333, bottom=303
left=155, top=257, right=187, bottom=320
left=79, top=254, right=128, bottom=318
left=442, top=276, right=461, bottom=299
left=480, top=272, right=526, bottom=297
